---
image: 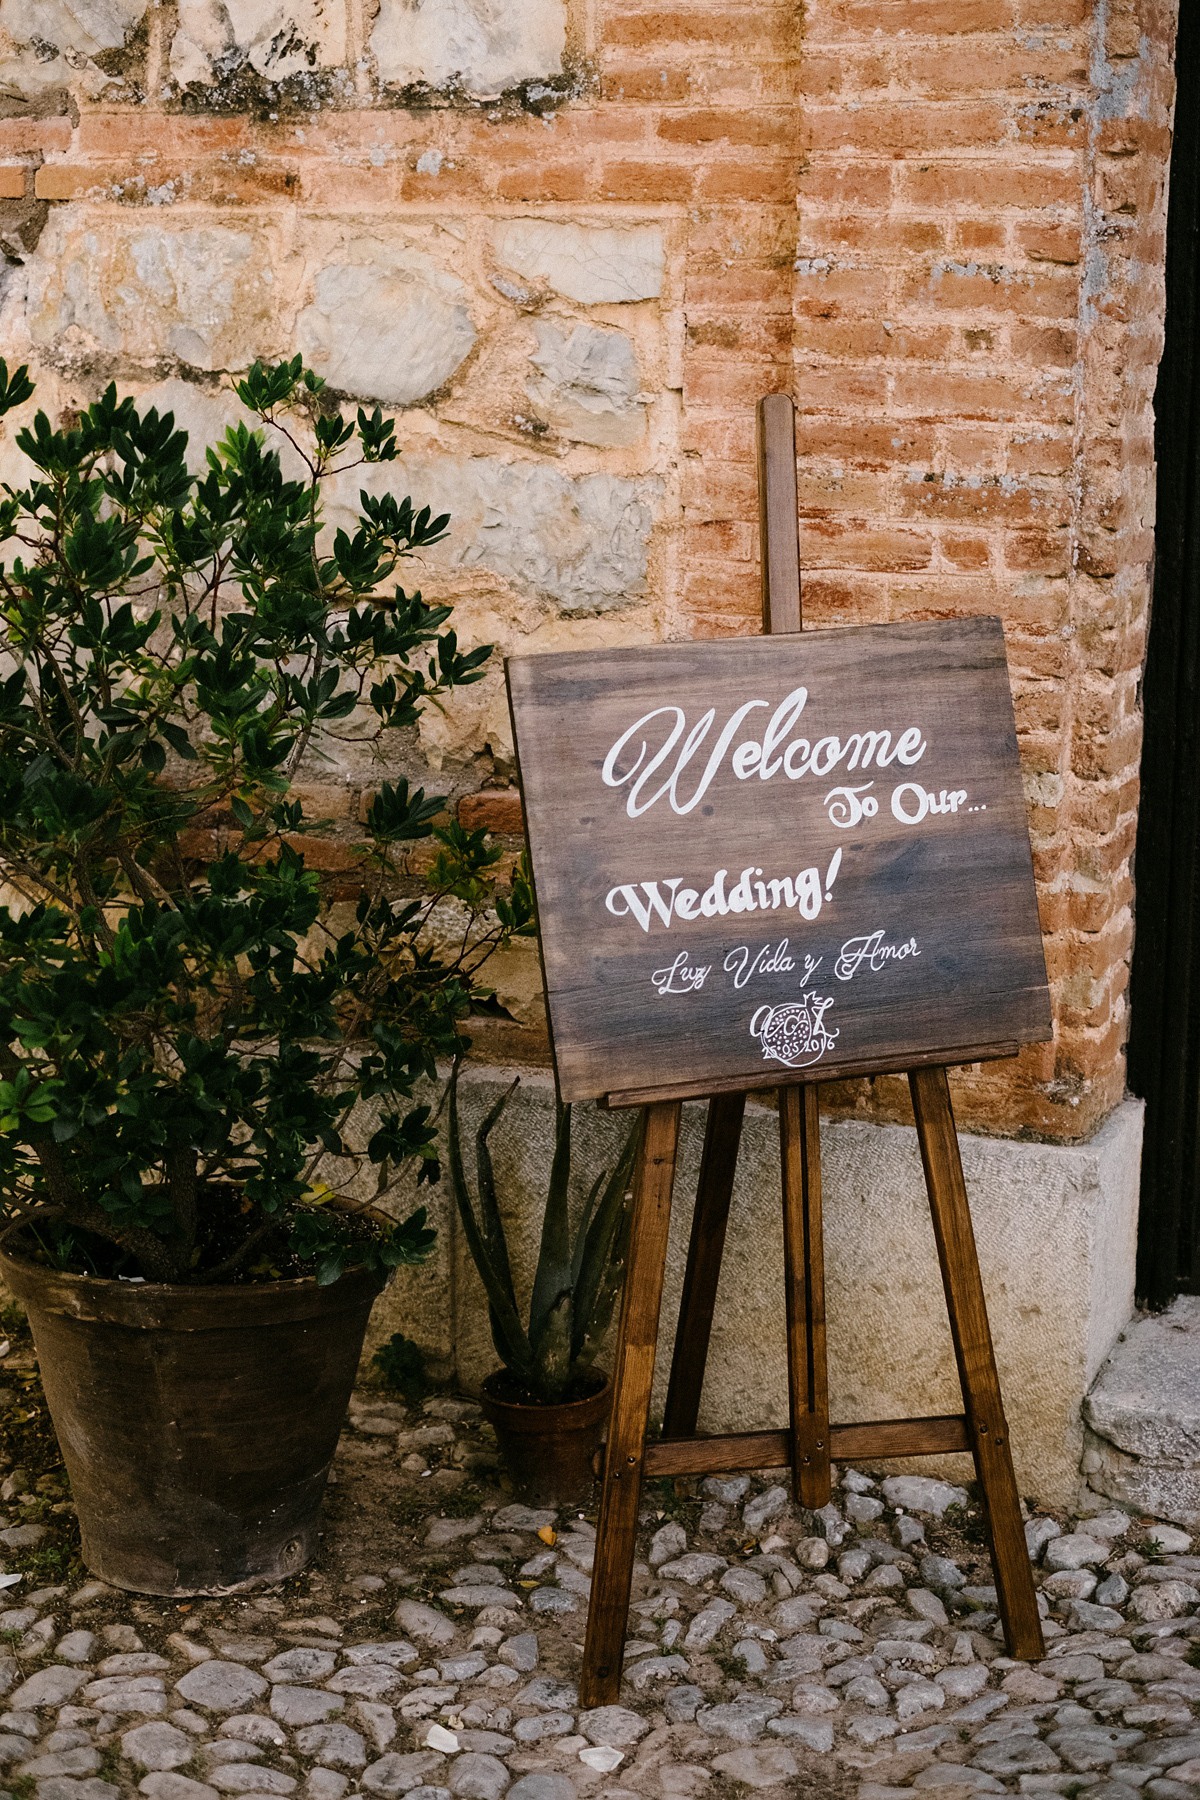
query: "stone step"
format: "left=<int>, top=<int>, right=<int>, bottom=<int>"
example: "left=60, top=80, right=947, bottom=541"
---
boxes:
left=1083, top=1297, right=1200, bottom=1530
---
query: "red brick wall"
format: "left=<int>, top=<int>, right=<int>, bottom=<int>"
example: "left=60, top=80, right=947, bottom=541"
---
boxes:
left=790, top=0, right=1175, bottom=1139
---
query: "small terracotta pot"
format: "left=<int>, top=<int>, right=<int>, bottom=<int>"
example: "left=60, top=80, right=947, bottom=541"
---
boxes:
left=479, top=1369, right=610, bottom=1506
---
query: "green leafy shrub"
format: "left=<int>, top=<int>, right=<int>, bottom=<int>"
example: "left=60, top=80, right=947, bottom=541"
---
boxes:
left=0, top=354, right=534, bottom=1285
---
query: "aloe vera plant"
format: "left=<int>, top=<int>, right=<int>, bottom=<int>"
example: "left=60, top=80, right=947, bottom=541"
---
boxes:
left=448, top=1060, right=640, bottom=1404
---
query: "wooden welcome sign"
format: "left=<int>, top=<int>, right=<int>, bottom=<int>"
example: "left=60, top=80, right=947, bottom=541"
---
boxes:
left=507, top=615, right=1051, bottom=1106
left=506, top=396, right=1050, bottom=1710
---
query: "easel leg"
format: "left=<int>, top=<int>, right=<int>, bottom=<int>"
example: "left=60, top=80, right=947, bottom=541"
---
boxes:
left=909, top=1067, right=1045, bottom=1660
left=662, top=1092, right=746, bottom=1439
left=780, top=1084, right=831, bottom=1509
left=580, top=1100, right=683, bottom=1708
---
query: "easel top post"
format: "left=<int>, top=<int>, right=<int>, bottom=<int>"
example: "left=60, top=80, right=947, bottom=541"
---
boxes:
left=756, top=394, right=801, bottom=636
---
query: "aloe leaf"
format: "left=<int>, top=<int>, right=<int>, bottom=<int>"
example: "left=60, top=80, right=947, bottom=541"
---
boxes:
left=530, top=1290, right=573, bottom=1403
left=448, top=1061, right=535, bottom=1385
left=476, top=1075, right=520, bottom=1314
left=570, top=1113, right=641, bottom=1364
left=487, top=1300, right=526, bottom=1376
left=569, top=1165, right=607, bottom=1291
left=527, top=1095, right=574, bottom=1345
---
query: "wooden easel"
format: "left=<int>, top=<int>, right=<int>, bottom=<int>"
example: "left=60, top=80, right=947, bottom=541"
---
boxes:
left=577, top=395, right=1045, bottom=1709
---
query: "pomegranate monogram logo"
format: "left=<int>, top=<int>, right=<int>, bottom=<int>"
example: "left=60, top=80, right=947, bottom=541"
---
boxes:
left=749, top=995, right=838, bottom=1069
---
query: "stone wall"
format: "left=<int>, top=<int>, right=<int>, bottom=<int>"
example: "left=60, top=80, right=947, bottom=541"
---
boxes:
left=0, top=0, right=1175, bottom=1146
left=0, top=0, right=1182, bottom=1484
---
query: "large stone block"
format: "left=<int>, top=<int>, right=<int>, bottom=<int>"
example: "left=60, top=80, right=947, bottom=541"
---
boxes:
left=323, top=454, right=659, bottom=766
left=24, top=215, right=280, bottom=372
left=370, top=0, right=565, bottom=95
left=367, top=1074, right=1142, bottom=1508
left=1082, top=1297, right=1200, bottom=1527
left=492, top=221, right=664, bottom=304
left=327, top=454, right=659, bottom=616
left=526, top=321, right=645, bottom=447
left=0, top=0, right=145, bottom=95
left=297, top=254, right=476, bottom=407
left=116, top=378, right=256, bottom=473
left=170, top=0, right=347, bottom=88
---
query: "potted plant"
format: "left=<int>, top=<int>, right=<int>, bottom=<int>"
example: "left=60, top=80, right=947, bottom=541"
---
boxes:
left=447, top=1060, right=639, bottom=1502
left=0, top=354, right=533, bottom=1594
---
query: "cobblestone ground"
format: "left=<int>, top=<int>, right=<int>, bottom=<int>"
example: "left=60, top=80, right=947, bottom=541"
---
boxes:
left=5, top=1337, right=1200, bottom=1800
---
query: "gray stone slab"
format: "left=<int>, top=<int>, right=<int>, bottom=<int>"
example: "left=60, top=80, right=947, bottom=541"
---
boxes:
left=208, top=1767, right=296, bottom=1794
left=261, top=1650, right=337, bottom=1684
left=446, top=1753, right=510, bottom=1799
left=8, top=1666, right=89, bottom=1709
left=294, top=1725, right=367, bottom=1770
left=140, top=1777, right=220, bottom=1800
left=269, top=1688, right=345, bottom=1727
left=1087, top=1298, right=1200, bottom=1459
left=506, top=1780, right=575, bottom=1800
left=394, top=1603, right=456, bottom=1647
left=361, top=1752, right=446, bottom=1797
left=711, top=1746, right=798, bottom=1788
left=577, top=1707, right=648, bottom=1749
left=121, top=1724, right=193, bottom=1771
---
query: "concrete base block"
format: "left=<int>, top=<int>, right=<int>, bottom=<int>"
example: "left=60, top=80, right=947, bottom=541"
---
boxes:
left=366, top=1070, right=1143, bottom=1510
left=1083, top=1296, right=1200, bottom=1528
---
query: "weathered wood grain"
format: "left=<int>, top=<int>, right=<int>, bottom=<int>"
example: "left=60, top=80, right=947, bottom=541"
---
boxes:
left=580, top=1101, right=681, bottom=1708
left=910, top=1065, right=1045, bottom=1659
left=602, top=1037, right=1021, bottom=1109
left=507, top=617, right=1051, bottom=1103
left=757, top=393, right=802, bottom=634
left=642, top=1412, right=973, bottom=1477
left=781, top=1083, right=831, bottom=1506
left=661, top=1091, right=746, bottom=1440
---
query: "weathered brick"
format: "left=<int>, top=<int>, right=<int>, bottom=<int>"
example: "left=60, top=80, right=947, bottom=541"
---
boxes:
left=793, top=421, right=936, bottom=465
left=890, top=369, right=1074, bottom=422
left=951, top=220, right=1010, bottom=255
left=458, top=791, right=524, bottom=835
left=940, top=534, right=992, bottom=570
left=494, top=163, right=591, bottom=201
left=823, top=0, right=1016, bottom=31
left=797, top=526, right=934, bottom=572
left=0, top=117, right=71, bottom=152
left=898, top=45, right=1088, bottom=97
left=687, top=315, right=793, bottom=359
left=598, top=160, right=695, bottom=201
left=798, top=214, right=947, bottom=255
left=900, top=265, right=1079, bottom=320
left=1017, top=223, right=1083, bottom=264
left=794, top=367, right=890, bottom=411
left=803, top=102, right=1010, bottom=154
left=657, top=108, right=794, bottom=147
left=796, top=164, right=893, bottom=208
left=600, top=66, right=692, bottom=103
left=899, top=163, right=1080, bottom=210
left=605, top=9, right=787, bottom=50
left=793, top=318, right=953, bottom=359
left=1005, top=531, right=1071, bottom=574
left=696, top=158, right=797, bottom=203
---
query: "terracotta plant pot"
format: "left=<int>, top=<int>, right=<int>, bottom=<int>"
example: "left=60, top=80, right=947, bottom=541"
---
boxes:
left=0, top=1240, right=387, bottom=1596
left=479, top=1369, right=611, bottom=1506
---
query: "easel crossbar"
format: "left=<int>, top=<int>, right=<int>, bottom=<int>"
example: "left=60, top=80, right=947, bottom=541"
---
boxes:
left=643, top=1414, right=971, bottom=1479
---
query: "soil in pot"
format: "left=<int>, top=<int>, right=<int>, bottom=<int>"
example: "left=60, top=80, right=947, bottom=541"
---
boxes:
left=0, top=1238, right=387, bottom=1597
left=479, top=1368, right=610, bottom=1506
